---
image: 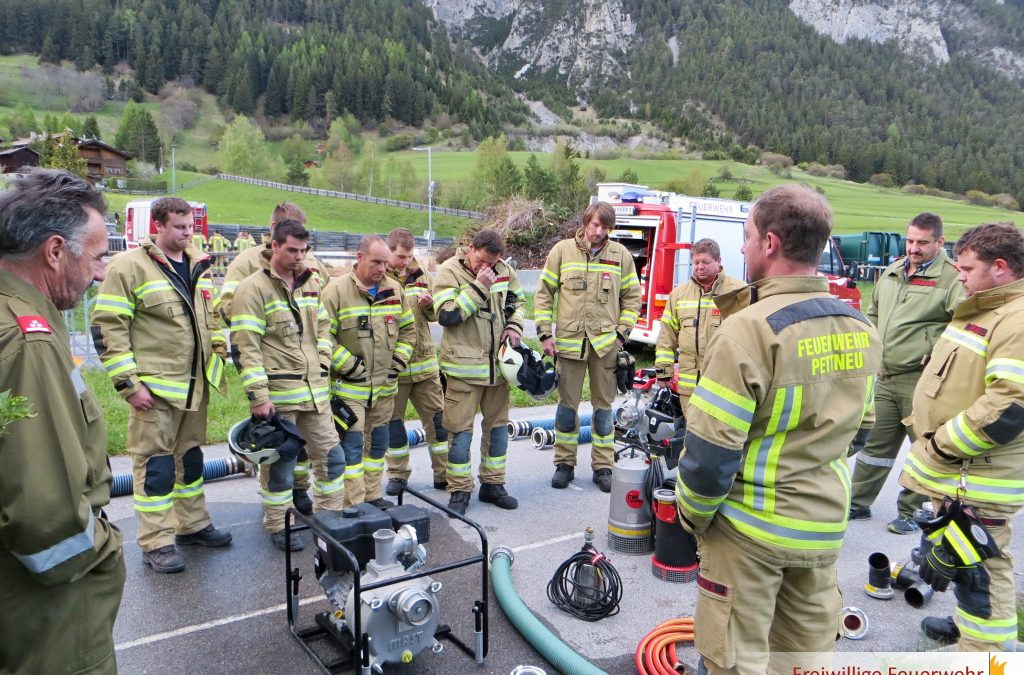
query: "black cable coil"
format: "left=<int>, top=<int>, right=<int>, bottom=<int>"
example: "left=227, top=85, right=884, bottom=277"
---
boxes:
left=546, top=542, right=623, bottom=622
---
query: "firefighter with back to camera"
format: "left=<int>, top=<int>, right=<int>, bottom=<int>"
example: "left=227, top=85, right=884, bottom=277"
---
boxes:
left=0, top=169, right=126, bottom=674
left=675, top=185, right=881, bottom=675
left=898, top=222, right=1024, bottom=651
left=321, top=234, right=415, bottom=508
left=92, top=196, right=233, bottom=574
left=535, top=201, right=642, bottom=492
left=229, top=220, right=346, bottom=551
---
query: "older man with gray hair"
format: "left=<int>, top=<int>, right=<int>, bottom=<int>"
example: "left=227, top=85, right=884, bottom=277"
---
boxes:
left=0, top=169, right=125, bottom=674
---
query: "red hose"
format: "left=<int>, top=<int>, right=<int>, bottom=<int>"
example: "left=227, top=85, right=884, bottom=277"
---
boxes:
left=635, top=616, right=695, bottom=675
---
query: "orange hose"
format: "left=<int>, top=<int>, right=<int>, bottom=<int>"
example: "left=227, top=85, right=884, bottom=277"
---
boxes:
left=635, top=616, right=695, bottom=675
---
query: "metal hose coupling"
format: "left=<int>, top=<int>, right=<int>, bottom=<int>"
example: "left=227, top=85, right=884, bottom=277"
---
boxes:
left=491, top=546, right=515, bottom=567
left=841, top=606, right=869, bottom=640
left=904, top=580, right=934, bottom=608
left=864, top=552, right=894, bottom=600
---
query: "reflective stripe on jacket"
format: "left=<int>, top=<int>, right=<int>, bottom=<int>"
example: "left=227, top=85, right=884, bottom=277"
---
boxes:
left=321, top=271, right=415, bottom=403
left=655, top=272, right=746, bottom=392
left=91, top=237, right=227, bottom=411
left=900, top=277, right=1024, bottom=507
left=219, top=243, right=332, bottom=322
left=230, top=254, right=331, bottom=411
left=535, top=233, right=641, bottom=358
left=675, top=276, right=881, bottom=551
left=387, top=258, right=439, bottom=382
left=433, top=248, right=524, bottom=384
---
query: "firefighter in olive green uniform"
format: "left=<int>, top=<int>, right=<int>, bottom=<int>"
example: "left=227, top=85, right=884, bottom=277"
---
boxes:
left=677, top=186, right=881, bottom=675
left=655, top=238, right=745, bottom=410
left=0, top=170, right=124, bottom=674
left=383, top=235, right=449, bottom=496
left=322, top=236, right=415, bottom=507
left=536, top=202, right=641, bottom=492
left=434, top=230, right=525, bottom=515
left=899, top=223, right=1024, bottom=651
left=92, top=227, right=232, bottom=572
left=230, top=229, right=346, bottom=550
left=848, top=214, right=963, bottom=534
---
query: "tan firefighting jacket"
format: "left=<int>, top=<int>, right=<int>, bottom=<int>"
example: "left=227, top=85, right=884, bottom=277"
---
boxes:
left=321, top=271, right=415, bottom=404
left=535, top=232, right=642, bottom=358
left=868, top=251, right=962, bottom=376
left=230, top=252, right=332, bottom=411
left=899, top=277, right=1024, bottom=508
left=0, top=271, right=123, bottom=585
left=92, top=238, right=227, bottom=411
left=433, top=248, right=524, bottom=384
left=219, top=243, right=332, bottom=321
left=387, top=258, right=439, bottom=383
left=655, top=272, right=746, bottom=396
left=675, top=276, right=881, bottom=551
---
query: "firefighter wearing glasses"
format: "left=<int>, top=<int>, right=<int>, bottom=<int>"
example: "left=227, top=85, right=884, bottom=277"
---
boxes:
left=899, top=222, right=1024, bottom=651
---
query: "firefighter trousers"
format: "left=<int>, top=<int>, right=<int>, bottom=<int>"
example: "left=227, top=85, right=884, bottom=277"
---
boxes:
left=443, top=377, right=509, bottom=493
left=260, top=408, right=345, bottom=533
left=128, top=393, right=213, bottom=551
left=694, top=518, right=842, bottom=675
left=934, top=499, right=1020, bottom=651
left=342, top=395, right=395, bottom=506
left=0, top=523, right=125, bottom=675
left=553, top=343, right=617, bottom=472
left=849, top=371, right=926, bottom=518
left=386, top=377, right=448, bottom=484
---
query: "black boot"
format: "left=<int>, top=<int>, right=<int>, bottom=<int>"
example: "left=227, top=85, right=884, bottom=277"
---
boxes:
left=292, top=489, right=313, bottom=515
left=921, top=616, right=959, bottom=645
left=448, top=490, right=471, bottom=516
left=479, top=483, right=518, bottom=510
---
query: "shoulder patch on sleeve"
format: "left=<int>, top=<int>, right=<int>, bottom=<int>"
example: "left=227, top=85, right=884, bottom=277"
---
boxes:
left=17, top=316, right=51, bottom=334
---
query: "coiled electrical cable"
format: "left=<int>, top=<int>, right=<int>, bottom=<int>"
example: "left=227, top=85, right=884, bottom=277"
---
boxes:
left=635, top=616, right=695, bottom=675
left=546, top=542, right=623, bottom=622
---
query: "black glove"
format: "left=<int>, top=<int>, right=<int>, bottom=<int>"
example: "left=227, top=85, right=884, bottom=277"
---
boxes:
left=920, top=542, right=959, bottom=592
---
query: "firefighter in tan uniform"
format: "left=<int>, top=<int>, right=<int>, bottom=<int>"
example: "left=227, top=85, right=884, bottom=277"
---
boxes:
left=191, top=230, right=208, bottom=252
left=0, top=169, right=125, bottom=674
left=849, top=213, right=963, bottom=534
left=536, top=202, right=641, bottom=492
left=434, top=229, right=525, bottom=516
left=898, top=222, right=1024, bottom=651
left=675, top=186, right=881, bottom=675
left=208, top=230, right=230, bottom=276
left=221, top=203, right=331, bottom=514
left=230, top=220, right=346, bottom=551
left=322, top=235, right=415, bottom=507
left=383, top=228, right=449, bottom=496
left=92, top=197, right=232, bottom=574
left=655, top=237, right=745, bottom=409
left=234, top=230, right=256, bottom=252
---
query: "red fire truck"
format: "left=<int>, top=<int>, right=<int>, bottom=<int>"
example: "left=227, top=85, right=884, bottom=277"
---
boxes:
left=595, top=183, right=860, bottom=345
left=123, top=199, right=208, bottom=250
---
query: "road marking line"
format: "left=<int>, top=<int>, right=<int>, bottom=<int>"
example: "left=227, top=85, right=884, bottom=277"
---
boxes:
left=115, top=596, right=322, bottom=651
left=511, top=532, right=581, bottom=554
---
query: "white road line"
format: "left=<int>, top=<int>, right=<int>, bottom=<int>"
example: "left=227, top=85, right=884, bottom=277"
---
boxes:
left=115, top=596, right=321, bottom=651
left=510, top=532, right=581, bottom=554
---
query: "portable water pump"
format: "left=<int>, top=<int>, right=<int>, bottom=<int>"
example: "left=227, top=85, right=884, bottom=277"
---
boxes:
left=607, top=444, right=654, bottom=554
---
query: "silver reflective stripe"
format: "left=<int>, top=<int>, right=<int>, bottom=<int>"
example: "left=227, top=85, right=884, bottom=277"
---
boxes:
left=719, top=503, right=845, bottom=543
left=12, top=511, right=95, bottom=574
left=70, top=365, right=86, bottom=396
left=855, top=454, right=896, bottom=468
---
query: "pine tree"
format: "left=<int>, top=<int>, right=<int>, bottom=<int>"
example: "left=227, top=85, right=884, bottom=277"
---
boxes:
left=44, top=131, right=87, bottom=178
left=83, top=116, right=101, bottom=140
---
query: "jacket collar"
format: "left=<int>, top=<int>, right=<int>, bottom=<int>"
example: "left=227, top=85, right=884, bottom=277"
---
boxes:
left=713, top=276, right=827, bottom=317
left=142, top=236, right=207, bottom=268
left=259, top=247, right=314, bottom=289
left=691, top=270, right=730, bottom=294
left=387, top=257, right=422, bottom=286
left=886, top=249, right=950, bottom=279
left=574, top=231, right=608, bottom=256
left=953, top=277, right=1024, bottom=318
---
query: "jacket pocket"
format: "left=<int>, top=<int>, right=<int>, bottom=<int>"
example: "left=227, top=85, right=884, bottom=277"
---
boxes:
left=695, top=575, right=736, bottom=669
left=561, top=271, right=586, bottom=294
left=920, top=347, right=956, bottom=399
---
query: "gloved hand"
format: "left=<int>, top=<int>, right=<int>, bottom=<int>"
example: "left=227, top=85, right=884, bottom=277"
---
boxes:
left=920, top=542, right=959, bottom=592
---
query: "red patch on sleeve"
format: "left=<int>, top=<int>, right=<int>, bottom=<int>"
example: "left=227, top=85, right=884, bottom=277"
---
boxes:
left=201, top=289, right=212, bottom=300
left=711, top=309, right=721, bottom=316
left=965, top=323, right=988, bottom=337
left=17, top=316, right=51, bottom=334
left=909, top=278, right=937, bottom=287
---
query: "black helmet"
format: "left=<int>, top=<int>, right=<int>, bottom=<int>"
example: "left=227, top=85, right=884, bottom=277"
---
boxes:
left=498, top=341, right=558, bottom=400
left=614, top=348, right=636, bottom=394
left=228, top=414, right=306, bottom=466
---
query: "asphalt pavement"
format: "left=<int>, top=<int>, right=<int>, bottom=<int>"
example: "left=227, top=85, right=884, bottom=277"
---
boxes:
left=105, top=403, right=1022, bottom=674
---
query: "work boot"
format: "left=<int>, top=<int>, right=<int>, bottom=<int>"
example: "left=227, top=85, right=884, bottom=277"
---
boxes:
left=448, top=490, right=471, bottom=517
left=921, top=616, right=959, bottom=645
left=271, top=530, right=305, bottom=552
left=551, top=463, right=575, bottom=489
left=142, top=545, right=186, bottom=573
left=367, top=497, right=395, bottom=509
left=292, top=489, right=313, bottom=515
left=175, top=524, right=233, bottom=547
left=385, top=477, right=407, bottom=497
left=479, top=483, right=518, bottom=510
left=848, top=505, right=872, bottom=520
left=433, top=478, right=448, bottom=490
left=592, top=468, right=613, bottom=493
left=887, top=516, right=920, bottom=535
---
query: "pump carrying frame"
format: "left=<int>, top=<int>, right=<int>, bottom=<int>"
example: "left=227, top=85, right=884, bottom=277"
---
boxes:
left=285, top=486, right=490, bottom=673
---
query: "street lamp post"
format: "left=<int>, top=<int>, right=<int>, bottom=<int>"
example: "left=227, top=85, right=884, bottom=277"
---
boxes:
left=171, top=145, right=176, bottom=193
left=412, top=146, right=434, bottom=252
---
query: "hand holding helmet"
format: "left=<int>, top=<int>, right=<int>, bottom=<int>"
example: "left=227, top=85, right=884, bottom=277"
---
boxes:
left=499, top=339, right=558, bottom=400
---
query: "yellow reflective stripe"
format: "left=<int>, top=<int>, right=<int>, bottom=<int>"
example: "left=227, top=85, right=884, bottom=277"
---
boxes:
left=481, top=455, right=504, bottom=469
left=902, top=454, right=1024, bottom=503
left=675, top=476, right=723, bottom=516
left=490, top=281, right=509, bottom=294
left=331, top=344, right=356, bottom=370
left=661, top=308, right=679, bottom=330
left=269, top=386, right=316, bottom=404
left=955, top=609, right=1018, bottom=645
left=394, top=342, right=413, bottom=360
left=313, top=475, right=345, bottom=495
left=335, top=306, right=370, bottom=321
left=398, top=309, right=414, bottom=328
left=831, top=457, right=852, bottom=508
left=261, top=489, right=293, bottom=506
left=174, top=477, right=204, bottom=500
left=399, top=356, right=439, bottom=378
left=441, top=361, right=489, bottom=378
left=559, top=262, right=589, bottom=273
left=103, top=352, right=137, bottom=377
left=139, top=375, right=189, bottom=400
left=720, top=501, right=846, bottom=550
left=743, top=386, right=802, bottom=513
left=432, top=288, right=458, bottom=310
left=332, top=381, right=371, bottom=400
left=555, top=430, right=578, bottom=445
left=429, top=442, right=447, bottom=455
left=619, top=309, right=639, bottom=323
left=621, top=272, right=640, bottom=289
left=447, top=461, right=471, bottom=476
left=241, top=367, right=267, bottom=386
left=317, top=338, right=332, bottom=353
left=654, top=350, right=675, bottom=366
left=134, top=280, right=175, bottom=296
left=592, top=432, right=614, bottom=449
left=535, top=309, right=553, bottom=322
left=295, top=297, right=318, bottom=309
left=293, top=461, right=309, bottom=476
left=540, top=268, right=558, bottom=287
left=942, top=326, right=989, bottom=357
left=344, top=463, right=364, bottom=479
left=945, top=412, right=995, bottom=457
left=264, top=299, right=291, bottom=314
left=134, top=493, right=173, bottom=512
left=222, top=280, right=239, bottom=294
left=690, top=377, right=756, bottom=433
left=455, top=290, right=478, bottom=315
left=985, top=357, right=1024, bottom=385
left=943, top=520, right=982, bottom=565
left=205, top=354, right=223, bottom=389
left=387, top=444, right=410, bottom=459
left=94, top=293, right=135, bottom=316
left=555, top=337, right=584, bottom=352
left=590, top=332, right=617, bottom=351
left=231, top=315, right=266, bottom=334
